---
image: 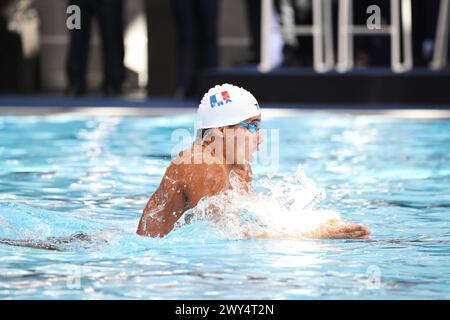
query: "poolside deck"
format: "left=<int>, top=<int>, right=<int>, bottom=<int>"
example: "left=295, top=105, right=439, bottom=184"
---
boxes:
left=0, top=96, right=449, bottom=119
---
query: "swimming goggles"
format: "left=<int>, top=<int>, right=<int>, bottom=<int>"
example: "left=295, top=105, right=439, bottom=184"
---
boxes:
left=238, top=120, right=260, bottom=133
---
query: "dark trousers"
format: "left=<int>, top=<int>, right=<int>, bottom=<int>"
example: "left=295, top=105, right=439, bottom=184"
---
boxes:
left=411, top=0, right=440, bottom=65
left=66, top=0, right=125, bottom=92
left=0, top=17, right=22, bottom=92
left=245, top=0, right=261, bottom=63
left=275, top=0, right=313, bottom=67
left=172, top=0, right=219, bottom=97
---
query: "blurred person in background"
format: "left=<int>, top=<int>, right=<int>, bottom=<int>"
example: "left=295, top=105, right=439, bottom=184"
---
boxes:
left=411, top=0, right=440, bottom=67
left=172, top=0, right=219, bottom=99
left=0, top=2, right=22, bottom=92
left=353, top=0, right=390, bottom=67
left=66, top=0, right=125, bottom=97
left=277, top=0, right=314, bottom=67
left=0, top=3, right=22, bottom=92
left=244, top=0, right=261, bottom=64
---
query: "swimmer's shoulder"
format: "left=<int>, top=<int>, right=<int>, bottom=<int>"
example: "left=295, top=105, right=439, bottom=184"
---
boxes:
left=172, top=146, right=226, bottom=171
left=172, top=146, right=199, bottom=166
left=162, top=161, right=231, bottom=206
left=168, top=148, right=228, bottom=186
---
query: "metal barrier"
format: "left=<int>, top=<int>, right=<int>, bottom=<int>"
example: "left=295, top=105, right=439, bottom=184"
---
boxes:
left=259, top=0, right=334, bottom=72
left=431, top=0, right=449, bottom=70
left=259, top=0, right=449, bottom=73
left=337, top=0, right=413, bottom=73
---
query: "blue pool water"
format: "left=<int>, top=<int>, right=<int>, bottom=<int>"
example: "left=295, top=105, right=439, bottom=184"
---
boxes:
left=0, top=112, right=449, bottom=299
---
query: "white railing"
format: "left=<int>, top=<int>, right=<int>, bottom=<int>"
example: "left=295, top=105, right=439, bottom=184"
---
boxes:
left=337, top=0, right=412, bottom=73
left=259, top=0, right=334, bottom=73
left=431, top=0, right=449, bottom=70
left=259, top=0, right=449, bottom=73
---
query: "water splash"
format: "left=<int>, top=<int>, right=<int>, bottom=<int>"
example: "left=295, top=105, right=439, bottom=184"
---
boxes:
left=172, top=165, right=340, bottom=240
left=0, top=165, right=340, bottom=249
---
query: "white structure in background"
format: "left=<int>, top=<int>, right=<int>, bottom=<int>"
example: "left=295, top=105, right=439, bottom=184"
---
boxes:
left=6, top=0, right=40, bottom=59
left=431, top=0, right=449, bottom=70
left=124, top=13, right=148, bottom=87
left=259, top=0, right=450, bottom=73
left=270, top=10, right=284, bottom=69
left=337, top=0, right=413, bottom=73
left=259, top=0, right=334, bottom=73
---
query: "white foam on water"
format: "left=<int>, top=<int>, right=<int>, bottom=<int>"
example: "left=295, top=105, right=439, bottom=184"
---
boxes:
left=0, top=165, right=341, bottom=248
left=172, top=164, right=341, bottom=240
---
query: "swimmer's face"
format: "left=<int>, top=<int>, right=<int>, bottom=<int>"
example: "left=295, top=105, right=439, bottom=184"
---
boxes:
left=223, top=115, right=262, bottom=164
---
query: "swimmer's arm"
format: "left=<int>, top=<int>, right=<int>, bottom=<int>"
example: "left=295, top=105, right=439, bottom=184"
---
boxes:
left=300, top=219, right=370, bottom=239
left=136, top=169, right=188, bottom=238
left=136, top=186, right=187, bottom=237
left=245, top=219, right=370, bottom=239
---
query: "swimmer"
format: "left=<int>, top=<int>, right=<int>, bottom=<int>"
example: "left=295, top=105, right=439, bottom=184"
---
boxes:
left=137, top=84, right=370, bottom=239
left=0, top=84, right=369, bottom=251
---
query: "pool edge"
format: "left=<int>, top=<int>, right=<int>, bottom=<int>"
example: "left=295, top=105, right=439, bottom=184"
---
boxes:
left=1, top=106, right=450, bottom=119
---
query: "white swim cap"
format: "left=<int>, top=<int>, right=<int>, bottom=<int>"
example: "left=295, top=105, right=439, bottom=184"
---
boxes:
left=197, top=83, right=260, bottom=129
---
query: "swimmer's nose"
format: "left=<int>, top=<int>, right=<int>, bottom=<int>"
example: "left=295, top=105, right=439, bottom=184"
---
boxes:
left=257, top=131, right=263, bottom=146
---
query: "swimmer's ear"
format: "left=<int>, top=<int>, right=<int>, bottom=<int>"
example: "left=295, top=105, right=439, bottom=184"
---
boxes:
left=211, top=127, right=225, bottom=138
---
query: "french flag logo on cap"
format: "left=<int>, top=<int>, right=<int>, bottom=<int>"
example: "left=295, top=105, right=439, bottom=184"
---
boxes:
left=210, top=91, right=232, bottom=108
